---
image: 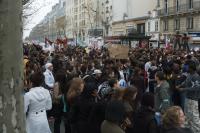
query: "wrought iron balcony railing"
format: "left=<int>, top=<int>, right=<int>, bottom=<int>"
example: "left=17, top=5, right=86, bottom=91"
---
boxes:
left=158, top=1, right=200, bottom=16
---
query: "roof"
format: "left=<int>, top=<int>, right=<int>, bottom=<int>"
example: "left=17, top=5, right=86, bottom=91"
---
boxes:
left=104, top=35, right=151, bottom=41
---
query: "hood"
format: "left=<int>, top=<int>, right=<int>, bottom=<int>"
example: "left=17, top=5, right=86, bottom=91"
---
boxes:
left=30, top=88, right=47, bottom=102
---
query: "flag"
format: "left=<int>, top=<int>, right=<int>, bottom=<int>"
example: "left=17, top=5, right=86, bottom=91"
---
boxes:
left=45, top=38, right=53, bottom=45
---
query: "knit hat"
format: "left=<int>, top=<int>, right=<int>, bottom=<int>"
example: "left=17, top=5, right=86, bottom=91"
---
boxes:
left=93, top=69, right=102, bottom=75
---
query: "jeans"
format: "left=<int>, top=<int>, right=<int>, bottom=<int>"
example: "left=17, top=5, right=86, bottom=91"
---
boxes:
left=183, top=42, right=190, bottom=52
left=174, top=41, right=181, bottom=50
left=54, top=117, right=62, bottom=133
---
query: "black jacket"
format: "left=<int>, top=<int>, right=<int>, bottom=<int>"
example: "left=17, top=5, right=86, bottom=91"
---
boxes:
left=68, top=95, right=95, bottom=133
left=88, top=101, right=107, bottom=133
left=132, top=106, right=158, bottom=133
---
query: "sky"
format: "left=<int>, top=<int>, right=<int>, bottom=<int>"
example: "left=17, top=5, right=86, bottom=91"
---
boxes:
left=23, top=0, right=59, bottom=39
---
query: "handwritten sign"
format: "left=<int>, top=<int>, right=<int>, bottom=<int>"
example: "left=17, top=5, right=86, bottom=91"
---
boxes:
left=108, top=44, right=129, bottom=59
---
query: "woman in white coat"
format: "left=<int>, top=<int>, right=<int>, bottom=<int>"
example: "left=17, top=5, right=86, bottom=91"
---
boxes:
left=24, top=72, right=52, bottom=133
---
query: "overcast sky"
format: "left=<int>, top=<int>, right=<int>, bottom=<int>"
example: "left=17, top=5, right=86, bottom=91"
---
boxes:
left=23, top=0, right=59, bottom=38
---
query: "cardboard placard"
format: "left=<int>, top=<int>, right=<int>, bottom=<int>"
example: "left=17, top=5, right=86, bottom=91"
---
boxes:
left=108, top=44, right=129, bottom=59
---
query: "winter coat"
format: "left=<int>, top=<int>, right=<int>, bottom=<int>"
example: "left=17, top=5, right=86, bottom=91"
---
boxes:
left=68, top=95, right=95, bottom=133
left=132, top=106, right=158, bottom=133
left=155, top=81, right=171, bottom=113
left=24, top=87, right=52, bottom=133
left=181, top=73, right=200, bottom=100
left=88, top=101, right=107, bottom=133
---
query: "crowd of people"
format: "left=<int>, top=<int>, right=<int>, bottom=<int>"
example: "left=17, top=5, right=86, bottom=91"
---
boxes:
left=23, top=42, right=200, bottom=133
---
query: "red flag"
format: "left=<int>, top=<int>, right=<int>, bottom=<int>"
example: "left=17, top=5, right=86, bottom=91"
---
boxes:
left=45, top=38, right=53, bottom=45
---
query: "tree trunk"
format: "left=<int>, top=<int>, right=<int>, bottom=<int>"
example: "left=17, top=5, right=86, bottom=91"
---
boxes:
left=0, top=0, right=25, bottom=133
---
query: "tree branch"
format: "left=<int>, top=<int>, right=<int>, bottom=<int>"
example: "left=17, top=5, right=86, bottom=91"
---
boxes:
left=22, top=0, right=31, bottom=6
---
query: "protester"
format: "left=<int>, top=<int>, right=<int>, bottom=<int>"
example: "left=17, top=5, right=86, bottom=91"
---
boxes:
left=24, top=72, right=52, bottom=133
left=52, top=70, right=69, bottom=133
left=173, top=31, right=181, bottom=50
left=133, top=93, right=159, bottom=133
left=69, top=81, right=96, bottom=133
left=161, top=106, right=193, bottom=133
left=122, top=86, right=138, bottom=133
left=98, top=78, right=119, bottom=101
left=154, top=71, right=171, bottom=113
left=67, top=78, right=85, bottom=133
left=23, top=42, right=200, bottom=133
left=101, top=100, right=126, bottom=133
left=182, top=33, right=190, bottom=52
left=177, top=63, right=200, bottom=133
left=130, top=67, right=146, bottom=105
left=67, top=78, right=85, bottom=105
left=43, top=63, right=55, bottom=90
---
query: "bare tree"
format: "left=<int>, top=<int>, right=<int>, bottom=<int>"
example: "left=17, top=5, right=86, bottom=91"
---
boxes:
left=0, top=0, right=25, bottom=133
left=23, top=0, right=31, bottom=5
left=23, top=0, right=48, bottom=31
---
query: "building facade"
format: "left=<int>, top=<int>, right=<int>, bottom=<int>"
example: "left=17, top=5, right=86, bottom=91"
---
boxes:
left=145, top=10, right=160, bottom=47
left=29, top=0, right=66, bottom=42
left=158, top=0, right=200, bottom=44
left=66, top=0, right=103, bottom=45
left=112, top=0, right=157, bottom=38
left=112, top=17, right=148, bottom=36
left=112, top=0, right=157, bottom=21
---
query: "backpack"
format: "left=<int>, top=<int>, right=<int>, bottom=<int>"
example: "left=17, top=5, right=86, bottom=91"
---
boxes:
left=97, top=81, right=112, bottom=99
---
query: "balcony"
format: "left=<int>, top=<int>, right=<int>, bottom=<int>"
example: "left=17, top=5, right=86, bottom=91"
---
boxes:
left=158, top=1, right=200, bottom=17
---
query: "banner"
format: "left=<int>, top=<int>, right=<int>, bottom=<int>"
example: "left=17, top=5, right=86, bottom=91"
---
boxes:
left=108, top=44, right=129, bottom=59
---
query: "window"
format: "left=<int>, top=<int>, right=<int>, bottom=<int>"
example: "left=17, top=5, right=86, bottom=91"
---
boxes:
left=157, top=0, right=160, bottom=7
left=63, top=2, right=66, bottom=7
left=106, top=17, right=109, bottom=22
left=75, top=15, right=78, bottom=20
left=187, top=17, right=193, bottom=29
left=164, top=0, right=168, bottom=14
left=83, top=20, right=85, bottom=26
left=163, top=20, right=168, bottom=31
left=137, top=24, right=145, bottom=34
left=188, top=0, right=193, bottom=9
left=155, top=21, right=159, bottom=31
left=148, top=22, right=151, bottom=32
left=174, top=18, right=180, bottom=30
left=83, top=32, right=85, bottom=41
left=106, top=7, right=109, bottom=13
left=176, top=0, right=180, bottom=12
